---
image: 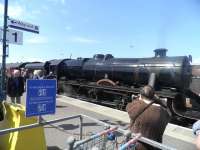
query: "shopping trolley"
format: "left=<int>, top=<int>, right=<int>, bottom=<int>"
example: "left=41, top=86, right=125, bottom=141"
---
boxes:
left=66, top=126, right=142, bottom=150
left=65, top=114, right=176, bottom=150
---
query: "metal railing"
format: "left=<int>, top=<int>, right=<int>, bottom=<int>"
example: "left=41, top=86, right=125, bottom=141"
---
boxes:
left=0, top=114, right=176, bottom=150
left=79, top=115, right=176, bottom=150
left=0, top=114, right=82, bottom=137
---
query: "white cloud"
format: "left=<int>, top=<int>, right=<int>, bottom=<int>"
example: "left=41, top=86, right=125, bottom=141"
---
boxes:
left=31, top=10, right=41, bottom=15
left=0, top=3, right=41, bottom=20
left=67, top=36, right=100, bottom=44
left=9, top=5, right=24, bottom=18
left=0, top=4, right=3, bottom=15
left=0, top=3, right=24, bottom=18
left=26, top=36, right=48, bottom=44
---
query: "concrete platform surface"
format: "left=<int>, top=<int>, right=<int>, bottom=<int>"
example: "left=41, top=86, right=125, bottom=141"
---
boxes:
left=16, top=94, right=130, bottom=149
left=4, top=94, right=196, bottom=150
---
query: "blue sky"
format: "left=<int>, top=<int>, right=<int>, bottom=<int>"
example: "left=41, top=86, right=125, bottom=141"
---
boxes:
left=0, top=0, right=200, bottom=63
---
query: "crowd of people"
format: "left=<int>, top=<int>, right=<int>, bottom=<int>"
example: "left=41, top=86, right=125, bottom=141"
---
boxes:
left=6, top=68, right=56, bottom=104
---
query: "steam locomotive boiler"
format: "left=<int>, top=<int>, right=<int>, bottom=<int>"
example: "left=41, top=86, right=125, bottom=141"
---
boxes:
left=57, top=49, right=200, bottom=123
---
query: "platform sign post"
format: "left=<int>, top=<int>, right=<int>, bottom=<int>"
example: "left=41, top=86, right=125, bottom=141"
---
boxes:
left=26, top=79, right=56, bottom=117
left=1, top=0, right=8, bottom=101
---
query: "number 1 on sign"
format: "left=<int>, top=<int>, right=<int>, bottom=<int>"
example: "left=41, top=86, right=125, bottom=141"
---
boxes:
left=12, top=32, right=17, bottom=42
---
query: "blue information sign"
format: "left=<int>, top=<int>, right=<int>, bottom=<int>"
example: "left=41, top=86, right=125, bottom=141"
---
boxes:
left=26, top=79, right=56, bottom=117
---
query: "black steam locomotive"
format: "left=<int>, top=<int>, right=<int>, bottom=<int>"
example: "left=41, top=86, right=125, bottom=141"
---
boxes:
left=8, top=49, right=200, bottom=123
left=62, top=49, right=191, bottom=90
left=57, top=49, right=200, bottom=122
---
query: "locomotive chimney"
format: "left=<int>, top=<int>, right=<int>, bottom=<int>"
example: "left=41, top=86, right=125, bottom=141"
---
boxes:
left=154, top=48, right=168, bottom=57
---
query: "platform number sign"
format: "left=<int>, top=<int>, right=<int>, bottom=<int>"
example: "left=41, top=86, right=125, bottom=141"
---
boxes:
left=0, top=27, right=23, bottom=45
left=8, top=29, right=23, bottom=45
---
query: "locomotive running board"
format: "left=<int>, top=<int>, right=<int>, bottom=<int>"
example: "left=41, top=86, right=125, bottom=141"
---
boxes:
left=60, top=81, right=178, bottom=99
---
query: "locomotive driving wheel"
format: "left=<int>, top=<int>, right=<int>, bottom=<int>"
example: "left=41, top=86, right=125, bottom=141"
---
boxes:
left=96, top=78, right=125, bottom=109
left=96, top=79, right=116, bottom=101
left=96, top=79, right=117, bottom=86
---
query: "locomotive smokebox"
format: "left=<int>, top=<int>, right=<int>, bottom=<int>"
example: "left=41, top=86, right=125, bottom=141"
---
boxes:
left=154, top=48, right=168, bottom=57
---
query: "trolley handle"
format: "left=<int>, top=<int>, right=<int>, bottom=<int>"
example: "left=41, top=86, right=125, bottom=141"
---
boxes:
left=91, top=126, right=118, bottom=138
left=119, top=133, right=141, bottom=150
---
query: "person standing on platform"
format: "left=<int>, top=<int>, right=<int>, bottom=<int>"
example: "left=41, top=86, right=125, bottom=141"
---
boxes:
left=193, top=120, right=200, bottom=150
left=33, top=70, right=44, bottom=79
left=6, top=70, right=24, bottom=104
left=46, top=71, right=56, bottom=79
left=126, top=86, right=171, bottom=150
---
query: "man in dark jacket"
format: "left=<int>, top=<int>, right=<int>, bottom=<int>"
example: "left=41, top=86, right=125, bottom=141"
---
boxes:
left=7, top=70, right=24, bottom=104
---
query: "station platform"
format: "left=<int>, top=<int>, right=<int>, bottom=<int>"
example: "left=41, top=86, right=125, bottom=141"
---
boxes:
left=57, top=95, right=197, bottom=150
